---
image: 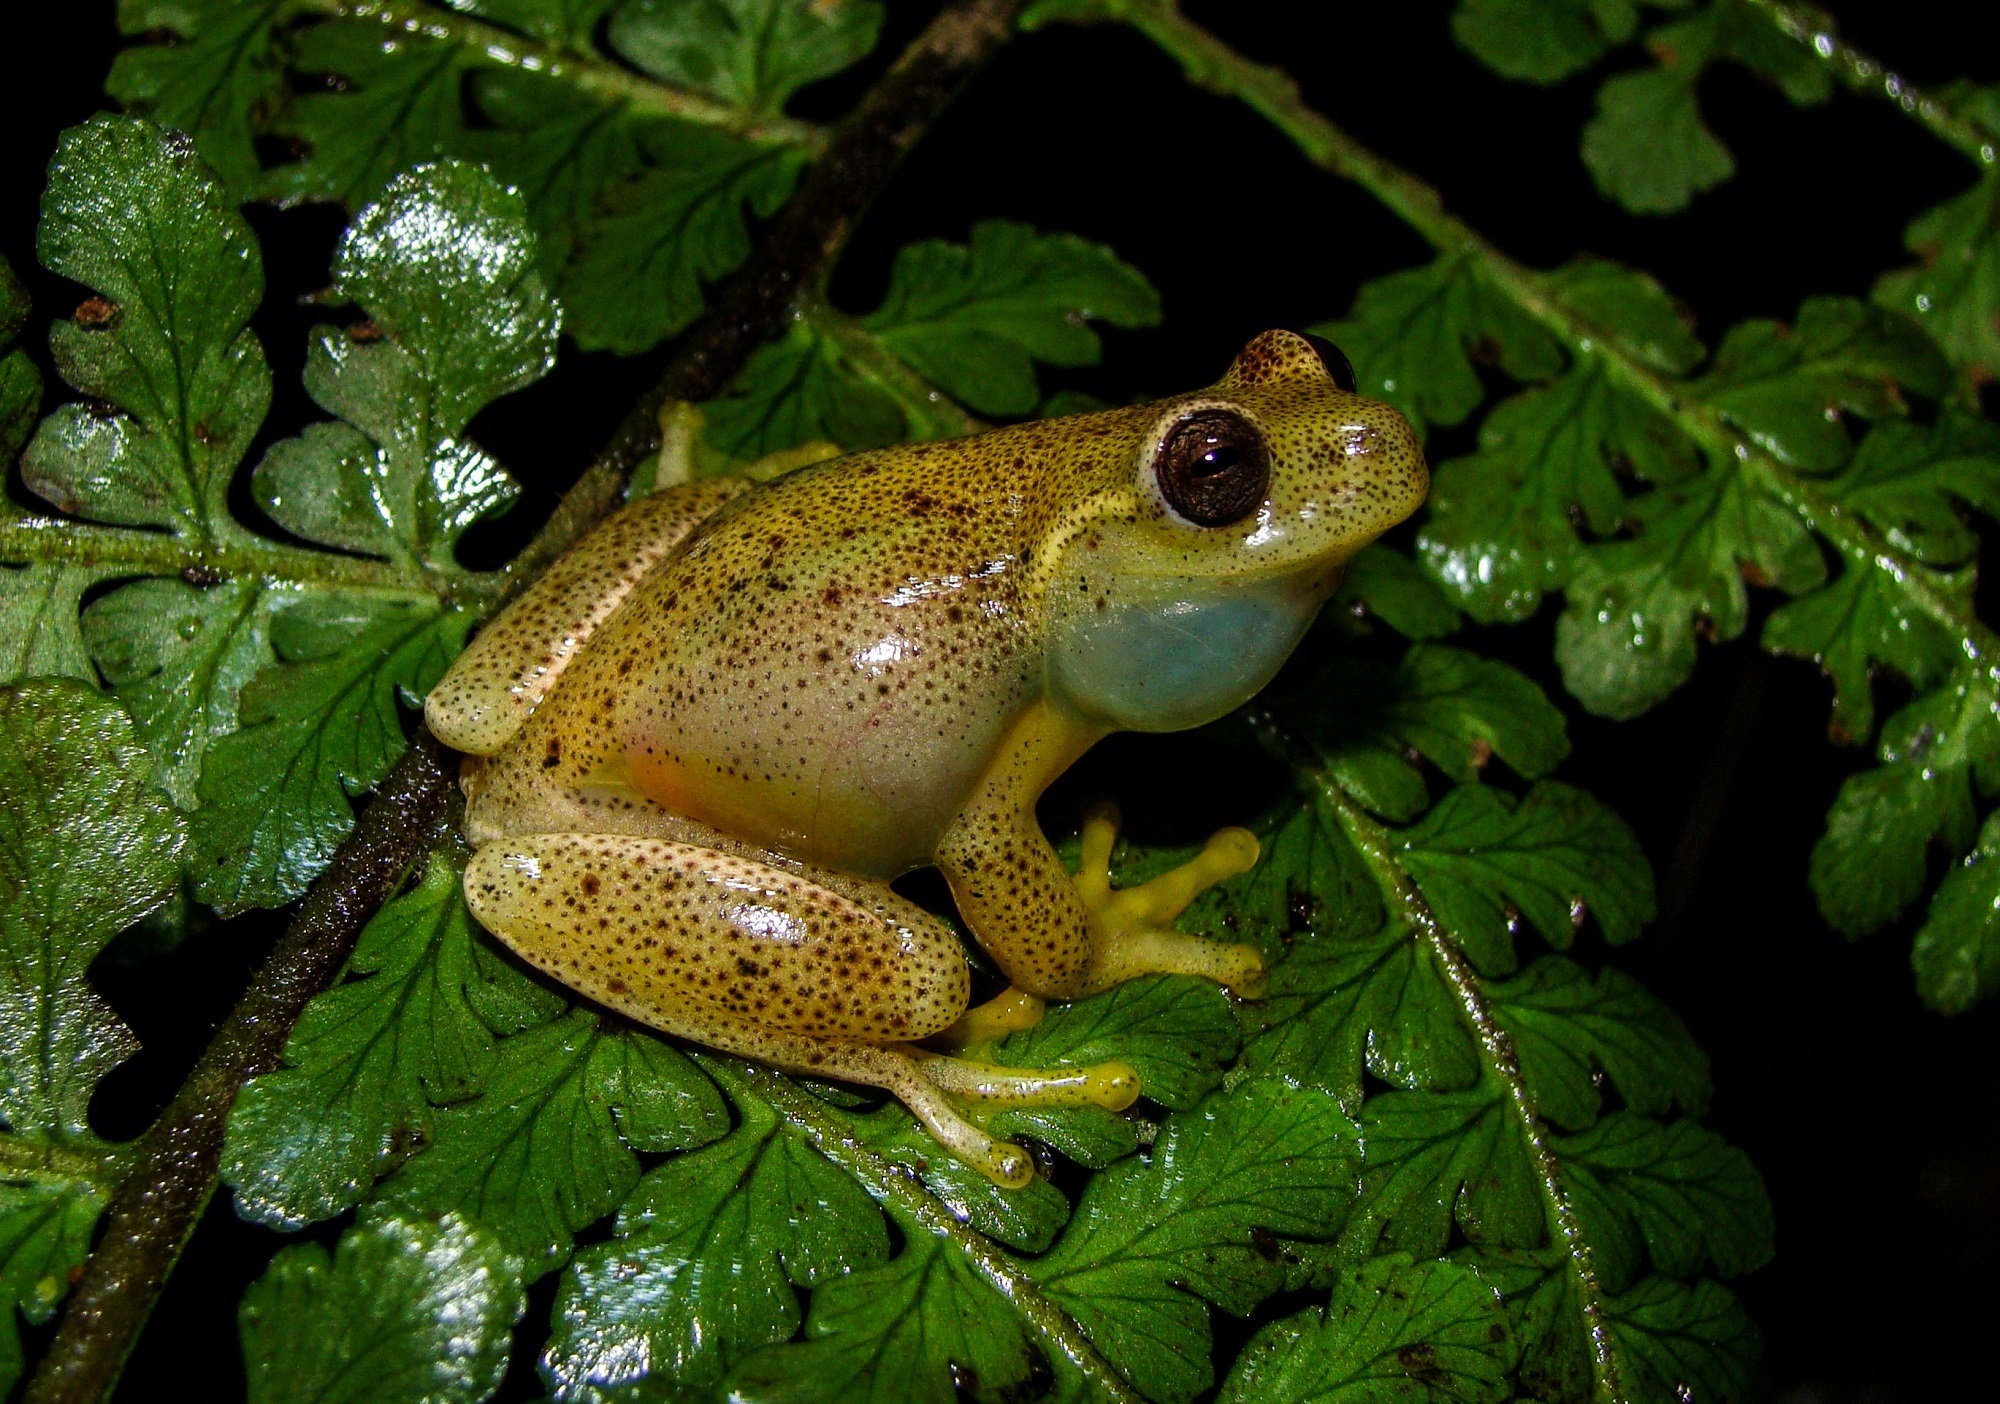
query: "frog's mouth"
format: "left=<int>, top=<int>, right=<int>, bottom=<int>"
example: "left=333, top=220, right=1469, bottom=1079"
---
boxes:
left=1045, top=566, right=1341, bottom=733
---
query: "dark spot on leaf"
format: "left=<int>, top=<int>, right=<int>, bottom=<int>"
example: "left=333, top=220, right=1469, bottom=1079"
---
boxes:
left=347, top=319, right=382, bottom=343
left=74, top=296, right=118, bottom=329
left=1396, top=1342, right=1444, bottom=1385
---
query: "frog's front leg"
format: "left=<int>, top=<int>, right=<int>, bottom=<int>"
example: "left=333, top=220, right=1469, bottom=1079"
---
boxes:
left=935, top=701, right=1267, bottom=1003
left=462, top=833, right=1136, bottom=1186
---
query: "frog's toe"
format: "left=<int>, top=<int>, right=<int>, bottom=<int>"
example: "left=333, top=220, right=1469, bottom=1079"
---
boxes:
left=1068, top=807, right=1268, bottom=997
left=976, top=1141, right=1037, bottom=1190
left=1075, top=805, right=1260, bottom=930
left=927, top=987, right=1047, bottom=1051
left=886, top=1061, right=1039, bottom=1187
left=914, top=1051, right=1143, bottom=1112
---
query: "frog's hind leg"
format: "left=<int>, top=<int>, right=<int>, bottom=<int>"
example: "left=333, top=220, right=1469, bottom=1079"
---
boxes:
left=425, top=478, right=749, bottom=755
left=462, top=832, right=1139, bottom=1186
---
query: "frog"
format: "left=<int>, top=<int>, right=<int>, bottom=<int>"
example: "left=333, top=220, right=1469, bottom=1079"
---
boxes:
left=423, top=329, right=1427, bottom=1186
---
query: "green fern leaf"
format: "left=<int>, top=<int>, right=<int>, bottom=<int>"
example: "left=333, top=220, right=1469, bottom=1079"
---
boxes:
left=26, top=117, right=267, bottom=543
left=261, top=23, right=476, bottom=209
left=379, top=1010, right=729, bottom=1276
left=1311, top=254, right=1562, bottom=435
left=1486, top=956, right=1710, bottom=1132
left=704, top=317, right=913, bottom=458
left=1911, top=809, right=2000, bottom=1014
left=1578, top=3, right=1829, bottom=215
left=608, top=0, right=885, bottom=116
left=980, top=973, right=1240, bottom=1165
left=1876, top=113, right=2000, bottom=384
left=558, top=124, right=806, bottom=354
left=456, top=67, right=651, bottom=276
left=239, top=1211, right=524, bottom=1404
left=1242, top=915, right=1481, bottom=1110
left=1309, top=645, right=1570, bottom=821
left=0, top=679, right=183, bottom=1390
left=1688, top=297, right=1951, bottom=472
left=1763, top=566, right=1966, bottom=746
left=1218, top=1253, right=1517, bottom=1403
left=7, top=111, right=278, bottom=783
left=450, top=0, right=622, bottom=49
left=721, top=1229, right=1045, bottom=1404
left=0, top=258, right=39, bottom=467
left=222, top=855, right=566, bottom=1229
left=1451, top=0, right=1638, bottom=85
left=1557, top=465, right=1826, bottom=718
left=1604, top=1275, right=1763, bottom=1404
left=1329, top=545, right=1464, bottom=641
left=107, top=0, right=293, bottom=196
left=705, top=223, right=1157, bottom=454
left=1556, top=1113, right=1774, bottom=1289
left=1396, top=781, right=1655, bottom=975
left=862, top=220, right=1161, bottom=417
left=1811, top=673, right=2000, bottom=938
left=1029, top=1079, right=1356, bottom=1404
left=546, top=1075, right=890, bottom=1395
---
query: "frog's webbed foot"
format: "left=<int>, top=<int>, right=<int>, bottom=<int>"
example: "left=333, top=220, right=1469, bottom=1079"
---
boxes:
left=1074, top=801, right=1268, bottom=998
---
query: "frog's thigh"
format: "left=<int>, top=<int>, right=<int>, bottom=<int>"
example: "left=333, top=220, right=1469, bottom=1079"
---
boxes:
left=463, top=833, right=969, bottom=1043
left=425, top=478, right=748, bottom=756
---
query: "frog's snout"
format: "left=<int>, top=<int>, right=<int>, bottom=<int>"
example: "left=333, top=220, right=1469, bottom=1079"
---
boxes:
left=1333, top=403, right=1429, bottom=540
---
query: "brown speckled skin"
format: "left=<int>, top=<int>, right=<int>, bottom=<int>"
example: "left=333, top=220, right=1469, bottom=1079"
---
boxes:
left=426, top=331, right=1426, bottom=1183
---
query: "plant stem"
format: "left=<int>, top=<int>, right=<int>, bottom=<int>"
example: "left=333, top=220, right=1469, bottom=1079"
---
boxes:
left=0, top=515, right=481, bottom=605
left=1745, top=0, right=1999, bottom=168
left=24, top=3, right=1029, bottom=1398
left=305, top=0, right=826, bottom=150
left=719, top=1060, right=1142, bottom=1403
left=1247, top=717, right=1622, bottom=1403
left=1105, top=0, right=2000, bottom=686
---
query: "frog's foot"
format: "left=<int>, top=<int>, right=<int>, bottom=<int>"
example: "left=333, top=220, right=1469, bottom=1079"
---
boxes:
left=926, top=987, right=1047, bottom=1051
left=1074, top=801, right=1268, bottom=998
left=903, top=1049, right=1140, bottom=1185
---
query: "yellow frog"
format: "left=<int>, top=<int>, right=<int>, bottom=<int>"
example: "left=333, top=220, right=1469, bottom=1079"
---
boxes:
left=424, top=330, right=1425, bottom=1185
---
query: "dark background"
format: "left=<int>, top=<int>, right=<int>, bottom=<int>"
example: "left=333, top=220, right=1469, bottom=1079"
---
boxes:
left=6, top=3, right=1999, bottom=1401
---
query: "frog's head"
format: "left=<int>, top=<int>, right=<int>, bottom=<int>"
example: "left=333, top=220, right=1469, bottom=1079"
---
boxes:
left=1043, top=329, right=1427, bottom=733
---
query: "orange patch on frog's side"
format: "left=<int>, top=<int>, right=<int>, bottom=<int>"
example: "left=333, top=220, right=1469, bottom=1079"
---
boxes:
left=620, top=742, right=715, bottom=831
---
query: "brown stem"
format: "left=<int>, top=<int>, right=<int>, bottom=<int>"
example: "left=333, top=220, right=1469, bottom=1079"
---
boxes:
left=24, top=2, right=1026, bottom=1398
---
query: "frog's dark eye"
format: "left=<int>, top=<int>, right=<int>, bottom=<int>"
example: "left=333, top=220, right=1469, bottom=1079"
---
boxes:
left=1155, top=409, right=1271, bottom=528
left=1298, top=331, right=1359, bottom=393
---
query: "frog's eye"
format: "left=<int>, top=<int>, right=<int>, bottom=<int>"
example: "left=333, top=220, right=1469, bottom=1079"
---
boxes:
left=1298, top=331, right=1359, bottom=393
left=1154, top=409, right=1271, bottom=528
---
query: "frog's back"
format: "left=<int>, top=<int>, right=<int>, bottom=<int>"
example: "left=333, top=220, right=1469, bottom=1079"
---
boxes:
left=501, top=412, right=1147, bottom=876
